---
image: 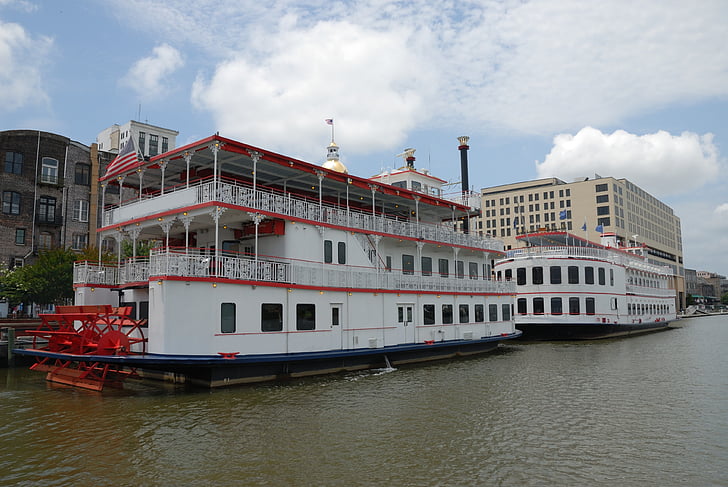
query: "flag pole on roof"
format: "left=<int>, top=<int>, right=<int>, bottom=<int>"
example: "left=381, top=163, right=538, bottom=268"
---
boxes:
left=103, top=137, right=141, bottom=180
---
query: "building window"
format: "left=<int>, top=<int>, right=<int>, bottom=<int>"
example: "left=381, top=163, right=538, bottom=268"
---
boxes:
left=551, top=297, right=563, bottom=315
left=221, top=303, right=236, bottom=333
left=75, top=163, right=91, bottom=185
left=261, top=303, right=283, bottom=331
left=296, top=303, right=316, bottom=330
left=41, top=157, right=58, bottom=184
left=5, top=151, right=23, bottom=174
left=442, top=304, right=453, bottom=324
left=569, top=297, right=580, bottom=315
left=38, top=196, right=56, bottom=223
left=324, top=240, right=333, bottom=263
left=597, top=206, right=610, bottom=215
left=517, top=298, right=527, bottom=315
left=421, top=256, right=432, bottom=276
left=337, top=242, right=346, bottom=264
left=438, top=258, right=449, bottom=278
left=38, top=231, right=52, bottom=250
left=15, top=228, right=26, bottom=245
left=73, top=200, right=89, bottom=222
left=149, top=134, right=159, bottom=156
left=423, top=304, right=436, bottom=325
left=402, top=254, right=415, bottom=275
left=489, top=304, right=498, bottom=321
left=138, top=132, right=146, bottom=154
left=162, top=136, right=169, bottom=153
left=475, top=304, right=485, bottom=322
left=459, top=304, right=469, bottom=323
left=3, top=191, right=21, bottom=214
left=550, top=266, right=561, bottom=284
left=595, top=183, right=608, bottom=192
left=568, top=266, right=579, bottom=284
left=596, top=194, right=609, bottom=203
left=72, top=233, right=88, bottom=250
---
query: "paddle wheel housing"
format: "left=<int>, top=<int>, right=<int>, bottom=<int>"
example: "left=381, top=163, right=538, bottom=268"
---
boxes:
left=26, top=305, right=147, bottom=391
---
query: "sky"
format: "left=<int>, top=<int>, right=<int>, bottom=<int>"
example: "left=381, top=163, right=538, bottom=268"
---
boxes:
left=1, top=0, right=727, bottom=276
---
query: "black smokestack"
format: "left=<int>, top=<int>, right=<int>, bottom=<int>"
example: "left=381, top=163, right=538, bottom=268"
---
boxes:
left=458, top=136, right=470, bottom=234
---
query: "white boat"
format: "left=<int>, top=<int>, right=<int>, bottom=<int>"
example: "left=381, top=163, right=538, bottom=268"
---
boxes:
left=18, top=135, right=520, bottom=388
left=494, top=231, right=677, bottom=340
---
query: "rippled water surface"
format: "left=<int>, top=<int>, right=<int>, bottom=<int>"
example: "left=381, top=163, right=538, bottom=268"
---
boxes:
left=2, top=316, right=727, bottom=486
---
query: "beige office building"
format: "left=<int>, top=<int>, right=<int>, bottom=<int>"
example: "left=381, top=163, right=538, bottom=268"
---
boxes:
left=478, top=176, right=685, bottom=308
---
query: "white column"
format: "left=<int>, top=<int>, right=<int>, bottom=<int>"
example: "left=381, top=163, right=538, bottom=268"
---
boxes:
left=183, top=151, right=192, bottom=189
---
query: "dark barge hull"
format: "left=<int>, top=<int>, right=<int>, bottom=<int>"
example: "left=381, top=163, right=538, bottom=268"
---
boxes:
left=15, top=331, right=520, bottom=388
left=515, top=321, right=672, bottom=341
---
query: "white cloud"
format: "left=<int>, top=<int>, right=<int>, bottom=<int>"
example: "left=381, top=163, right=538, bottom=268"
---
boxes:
left=534, top=127, right=721, bottom=197
left=192, top=20, right=434, bottom=160
left=122, top=43, right=184, bottom=100
left=0, top=19, right=51, bottom=111
left=714, top=203, right=728, bottom=229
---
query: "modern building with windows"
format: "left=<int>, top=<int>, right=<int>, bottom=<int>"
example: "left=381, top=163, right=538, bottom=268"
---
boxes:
left=96, top=120, right=179, bottom=159
left=479, top=176, right=685, bottom=307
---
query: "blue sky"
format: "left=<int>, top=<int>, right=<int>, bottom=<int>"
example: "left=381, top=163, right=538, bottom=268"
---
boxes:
left=1, top=0, right=727, bottom=276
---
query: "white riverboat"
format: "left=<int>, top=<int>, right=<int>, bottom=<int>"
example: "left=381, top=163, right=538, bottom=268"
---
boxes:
left=494, top=231, right=677, bottom=340
left=19, top=134, right=519, bottom=388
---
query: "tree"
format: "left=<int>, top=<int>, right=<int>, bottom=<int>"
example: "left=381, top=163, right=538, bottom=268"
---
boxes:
left=686, top=294, right=695, bottom=306
left=721, top=292, right=728, bottom=306
left=0, top=248, right=76, bottom=308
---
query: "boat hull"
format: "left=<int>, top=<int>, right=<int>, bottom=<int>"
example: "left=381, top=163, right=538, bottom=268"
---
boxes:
left=515, top=321, right=671, bottom=340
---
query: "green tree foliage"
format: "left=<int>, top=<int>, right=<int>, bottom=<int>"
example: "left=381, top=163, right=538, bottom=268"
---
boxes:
left=121, top=239, right=157, bottom=258
left=721, top=292, right=728, bottom=305
left=76, top=245, right=116, bottom=263
left=686, top=294, right=695, bottom=306
left=0, top=248, right=77, bottom=307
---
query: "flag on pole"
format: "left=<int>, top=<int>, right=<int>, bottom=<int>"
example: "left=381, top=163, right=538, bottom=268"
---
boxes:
left=595, top=224, right=604, bottom=233
left=104, top=138, right=140, bottom=179
left=325, top=118, right=333, bottom=125
left=559, top=210, right=567, bottom=220
left=581, top=221, right=587, bottom=232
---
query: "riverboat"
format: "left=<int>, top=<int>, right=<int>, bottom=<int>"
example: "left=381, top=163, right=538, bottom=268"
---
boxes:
left=493, top=231, right=677, bottom=340
left=17, top=134, right=519, bottom=389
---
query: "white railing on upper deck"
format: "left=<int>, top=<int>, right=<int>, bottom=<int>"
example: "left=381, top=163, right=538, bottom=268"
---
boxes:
left=625, top=284, right=676, bottom=297
left=103, top=179, right=502, bottom=252
left=504, top=246, right=672, bottom=276
left=74, top=250, right=515, bottom=295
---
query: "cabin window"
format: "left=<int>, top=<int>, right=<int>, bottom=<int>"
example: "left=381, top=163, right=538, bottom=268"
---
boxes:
left=469, top=262, right=478, bottom=280
left=611, top=297, right=618, bottom=310
left=488, top=304, right=498, bottom=321
left=517, top=298, right=527, bottom=315
left=502, top=304, right=511, bottom=321
left=324, top=240, right=333, bottom=263
left=221, top=303, right=236, bottom=333
left=402, top=254, right=415, bottom=275
left=296, top=304, right=316, bottom=330
left=442, top=304, right=453, bottom=324
left=505, top=269, right=512, bottom=281
left=331, top=307, right=340, bottom=326
left=459, top=304, right=469, bottom=323
left=586, top=298, right=596, bottom=315
left=423, top=304, right=436, bottom=325
left=585, top=266, right=594, bottom=284
left=475, top=304, right=485, bottom=322
left=398, top=305, right=413, bottom=323
left=483, top=263, right=491, bottom=280
left=568, top=266, right=579, bottom=284
left=337, top=242, right=346, bottom=264
left=516, top=267, right=526, bottom=285
left=533, top=298, right=544, bottom=315
left=386, top=256, right=392, bottom=272
left=261, top=303, right=283, bottom=331
left=532, top=266, right=544, bottom=285
left=439, top=259, right=449, bottom=278
left=139, top=301, right=149, bottom=321
left=421, top=257, right=432, bottom=276
left=598, top=267, right=606, bottom=285
left=456, top=260, right=464, bottom=279
left=569, top=297, right=580, bottom=315
left=610, top=269, right=615, bottom=286
left=551, top=297, right=563, bottom=315
left=550, top=266, right=562, bottom=284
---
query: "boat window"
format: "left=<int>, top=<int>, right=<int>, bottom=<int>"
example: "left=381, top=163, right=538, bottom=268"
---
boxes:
left=586, top=298, right=596, bottom=315
left=505, top=269, right=512, bottom=281
left=469, top=262, right=478, bottom=280
left=324, top=240, right=333, bottom=263
left=296, top=304, right=316, bottom=330
left=261, top=303, right=283, bottom=331
left=402, top=254, right=415, bottom=275
left=459, top=304, right=469, bottom=323
left=598, top=267, right=606, bottom=285
left=517, top=298, right=527, bottom=315
left=337, top=242, right=346, bottom=264
left=585, top=266, right=594, bottom=284
left=533, top=298, right=544, bottom=315
left=423, top=304, right=436, bottom=325
left=551, top=297, right=563, bottom=315
left=610, top=269, right=614, bottom=286
left=221, top=303, right=236, bottom=333
left=386, top=256, right=392, bottom=272
left=502, top=304, right=511, bottom=321
left=569, top=297, right=580, bottom=315
left=550, top=266, right=562, bottom=284
left=475, top=304, right=485, bottom=322
left=516, top=267, right=526, bottom=285
left=611, top=297, right=618, bottom=310
left=568, top=266, right=579, bottom=284
left=456, top=260, right=464, bottom=279
left=442, top=304, right=453, bottom=324
left=438, top=259, right=449, bottom=278
left=331, top=307, right=340, bottom=326
left=421, top=257, right=433, bottom=276
left=483, top=263, right=491, bottom=280
left=532, top=266, right=543, bottom=285
left=489, top=304, right=498, bottom=321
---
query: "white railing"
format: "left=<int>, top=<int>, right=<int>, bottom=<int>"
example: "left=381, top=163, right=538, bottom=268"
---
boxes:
left=625, top=284, right=676, bottom=297
left=74, top=251, right=515, bottom=295
left=73, top=262, right=119, bottom=286
left=103, top=179, right=503, bottom=252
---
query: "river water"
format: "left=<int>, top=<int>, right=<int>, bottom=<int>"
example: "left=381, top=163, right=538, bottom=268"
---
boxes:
left=1, top=315, right=726, bottom=486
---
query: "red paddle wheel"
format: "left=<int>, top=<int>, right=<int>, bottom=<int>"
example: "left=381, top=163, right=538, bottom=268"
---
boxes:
left=26, top=305, right=147, bottom=391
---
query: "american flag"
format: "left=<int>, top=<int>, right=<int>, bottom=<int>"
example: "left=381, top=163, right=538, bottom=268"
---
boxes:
left=325, top=118, right=333, bottom=125
left=104, top=138, right=140, bottom=179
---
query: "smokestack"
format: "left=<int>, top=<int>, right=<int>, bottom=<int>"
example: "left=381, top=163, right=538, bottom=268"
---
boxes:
left=458, top=136, right=470, bottom=234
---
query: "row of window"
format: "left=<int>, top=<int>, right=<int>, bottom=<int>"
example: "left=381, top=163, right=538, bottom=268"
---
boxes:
left=500, top=265, right=615, bottom=286
left=2, top=191, right=89, bottom=222
left=5, top=152, right=91, bottom=185
left=220, top=302, right=511, bottom=333
left=12, top=227, right=84, bottom=249
left=138, top=132, right=169, bottom=157
left=485, top=188, right=572, bottom=208
left=517, top=297, right=598, bottom=315
left=628, top=303, right=670, bottom=315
